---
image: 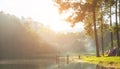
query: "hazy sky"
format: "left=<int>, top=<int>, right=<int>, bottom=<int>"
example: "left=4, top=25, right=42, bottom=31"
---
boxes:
left=0, top=0, right=84, bottom=32
left=0, top=0, right=57, bottom=22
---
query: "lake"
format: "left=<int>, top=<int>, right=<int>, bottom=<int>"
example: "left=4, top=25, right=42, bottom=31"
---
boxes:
left=0, top=58, right=114, bottom=69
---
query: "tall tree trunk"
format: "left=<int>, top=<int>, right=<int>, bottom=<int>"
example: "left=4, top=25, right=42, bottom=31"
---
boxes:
left=119, top=0, right=120, bottom=25
left=101, top=8, right=104, bottom=56
left=93, top=0, right=100, bottom=57
left=115, top=0, right=120, bottom=48
left=110, top=2, right=114, bottom=49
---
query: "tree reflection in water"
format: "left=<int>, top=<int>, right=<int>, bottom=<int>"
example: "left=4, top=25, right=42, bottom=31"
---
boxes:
left=96, top=64, right=115, bottom=69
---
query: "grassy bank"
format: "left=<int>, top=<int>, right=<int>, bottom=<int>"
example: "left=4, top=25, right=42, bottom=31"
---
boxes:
left=81, top=56, right=120, bottom=68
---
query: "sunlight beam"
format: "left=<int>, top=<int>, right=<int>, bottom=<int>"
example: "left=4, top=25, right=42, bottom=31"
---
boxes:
left=0, top=0, right=84, bottom=32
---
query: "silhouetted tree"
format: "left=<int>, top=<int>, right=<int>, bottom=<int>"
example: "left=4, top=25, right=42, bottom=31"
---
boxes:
left=115, top=0, right=120, bottom=48
left=53, top=0, right=106, bottom=57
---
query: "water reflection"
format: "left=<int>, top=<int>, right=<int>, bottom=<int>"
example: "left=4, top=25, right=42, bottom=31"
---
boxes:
left=0, top=62, right=56, bottom=69
left=0, top=59, right=56, bottom=69
left=56, top=62, right=96, bottom=69
left=0, top=59, right=116, bottom=69
left=0, top=64, right=41, bottom=69
left=96, top=64, right=115, bottom=69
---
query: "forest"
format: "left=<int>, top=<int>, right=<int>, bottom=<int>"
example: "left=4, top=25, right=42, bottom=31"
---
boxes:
left=53, top=0, right=120, bottom=57
left=0, top=0, right=120, bottom=68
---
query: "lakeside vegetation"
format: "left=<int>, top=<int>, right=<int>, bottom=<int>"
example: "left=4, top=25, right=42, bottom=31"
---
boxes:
left=82, top=56, right=120, bottom=68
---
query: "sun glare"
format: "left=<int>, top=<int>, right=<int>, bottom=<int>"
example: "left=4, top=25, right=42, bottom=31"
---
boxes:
left=0, top=0, right=84, bottom=32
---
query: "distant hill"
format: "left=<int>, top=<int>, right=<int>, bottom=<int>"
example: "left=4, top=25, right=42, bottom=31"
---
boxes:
left=0, top=12, right=58, bottom=59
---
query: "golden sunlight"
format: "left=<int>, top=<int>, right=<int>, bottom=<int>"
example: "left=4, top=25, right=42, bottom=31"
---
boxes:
left=0, top=0, right=84, bottom=32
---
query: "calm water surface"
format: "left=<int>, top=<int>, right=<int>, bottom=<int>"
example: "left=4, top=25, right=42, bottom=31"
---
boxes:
left=0, top=58, right=115, bottom=69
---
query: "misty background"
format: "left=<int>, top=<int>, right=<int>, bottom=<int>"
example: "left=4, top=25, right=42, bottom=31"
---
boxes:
left=0, top=11, right=117, bottom=59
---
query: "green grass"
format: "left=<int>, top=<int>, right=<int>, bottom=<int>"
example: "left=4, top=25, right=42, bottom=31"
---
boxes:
left=81, top=56, right=120, bottom=68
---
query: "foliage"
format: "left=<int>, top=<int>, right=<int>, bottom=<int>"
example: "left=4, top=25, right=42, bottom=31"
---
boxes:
left=53, top=0, right=120, bottom=57
left=82, top=56, right=120, bottom=68
left=53, top=0, right=105, bottom=36
left=0, top=12, right=58, bottom=59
